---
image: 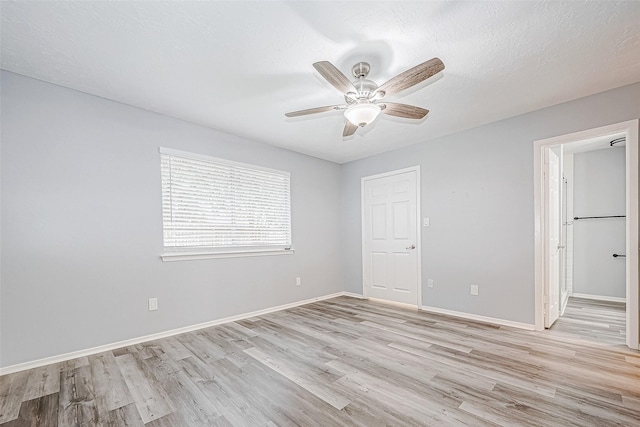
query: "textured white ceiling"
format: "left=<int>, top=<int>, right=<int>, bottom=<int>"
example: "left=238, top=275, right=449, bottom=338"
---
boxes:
left=2, top=1, right=640, bottom=163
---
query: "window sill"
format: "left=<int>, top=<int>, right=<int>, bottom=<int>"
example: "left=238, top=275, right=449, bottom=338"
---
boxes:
left=161, top=248, right=295, bottom=262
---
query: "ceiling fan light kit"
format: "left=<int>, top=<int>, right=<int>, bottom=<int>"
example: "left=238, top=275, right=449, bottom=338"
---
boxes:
left=344, top=103, right=381, bottom=127
left=286, top=57, right=445, bottom=137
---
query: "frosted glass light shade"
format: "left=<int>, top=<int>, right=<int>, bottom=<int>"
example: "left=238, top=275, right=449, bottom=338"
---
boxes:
left=344, top=103, right=381, bottom=127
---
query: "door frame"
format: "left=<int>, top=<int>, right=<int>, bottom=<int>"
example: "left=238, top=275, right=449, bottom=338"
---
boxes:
left=533, top=120, right=639, bottom=350
left=361, top=166, right=422, bottom=307
left=544, top=146, right=562, bottom=328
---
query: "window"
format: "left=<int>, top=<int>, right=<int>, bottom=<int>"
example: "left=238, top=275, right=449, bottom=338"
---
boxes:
left=160, top=148, right=292, bottom=260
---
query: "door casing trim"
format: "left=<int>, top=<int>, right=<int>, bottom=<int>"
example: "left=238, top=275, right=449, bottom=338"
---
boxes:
left=361, top=166, right=422, bottom=307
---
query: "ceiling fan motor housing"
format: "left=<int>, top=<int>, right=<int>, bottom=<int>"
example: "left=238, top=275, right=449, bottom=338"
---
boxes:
left=345, top=80, right=378, bottom=103
left=351, top=62, right=371, bottom=78
left=345, top=62, right=379, bottom=102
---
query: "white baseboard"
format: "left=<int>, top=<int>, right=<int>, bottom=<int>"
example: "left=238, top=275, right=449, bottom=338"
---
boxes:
left=0, top=291, right=351, bottom=376
left=342, top=292, right=365, bottom=299
left=571, top=293, right=626, bottom=303
left=367, top=297, right=419, bottom=310
left=419, top=305, right=535, bottom=331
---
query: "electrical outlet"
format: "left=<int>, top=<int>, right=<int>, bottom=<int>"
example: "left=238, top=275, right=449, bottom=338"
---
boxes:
left=470, top=285, right=479, bottom=296
left=148, top=298, right=158, bottom=311
left=427, top=279, right=434, bottom=288
left=296, top=277, right=301, bottom=286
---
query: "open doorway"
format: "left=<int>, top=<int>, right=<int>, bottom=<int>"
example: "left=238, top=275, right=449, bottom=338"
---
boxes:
left=534, top=120, right=639, bottom=350
left=549, top=135, right=626, bottom=345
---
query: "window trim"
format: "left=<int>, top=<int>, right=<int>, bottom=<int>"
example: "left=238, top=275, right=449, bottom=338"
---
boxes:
left=159, top=147, right=293, bottom=261
left=161, top=248, right=295, bottom=262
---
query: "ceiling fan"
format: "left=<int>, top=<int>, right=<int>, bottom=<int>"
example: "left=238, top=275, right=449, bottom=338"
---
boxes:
left=285, top=58, right=445, bottom=137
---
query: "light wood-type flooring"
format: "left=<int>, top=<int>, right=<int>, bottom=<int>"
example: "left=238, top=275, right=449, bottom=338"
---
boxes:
left=1, top=296, right=639, bottom=426
left=547, top=297, right=626, bottom=346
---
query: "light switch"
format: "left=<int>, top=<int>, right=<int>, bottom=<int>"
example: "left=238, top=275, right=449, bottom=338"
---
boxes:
left=423, top=217, right=430, bottom=227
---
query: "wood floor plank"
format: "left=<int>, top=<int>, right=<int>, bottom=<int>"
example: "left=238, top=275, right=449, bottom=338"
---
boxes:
left=3, top=393, right=58, bottom=427
left=1, top=296, right=639, bottom=426
left=22, top=364, right=60, bottom=402
left=341, top=397, right=427, bottom=427
left=484, top=382, right=605, bottom=426
left=360, top=319, right=475, bottom=353
left=334, top=362, right=487, bottom=426
left=58, top=365, right=99, bottom=426
left=61, top=357, right=89, bottom=371
left=111, top=346, right=137, bottom=358
left=174, top=331, right=225, bottom=364
left=89, top=351, right=134, bottom=414
left=146, top=412, right=232, bottom=427
left=157, top=337, right=192, bottom=361
left=0, top=370, right=30, bottom=423
left=243, top=346, right=352, bottom=410
left=114, top=353, right=174, bottom=423
left=102, top=403, right=144, bottom=427
left=212, top=356, right=346, bottom=427
left=142, top=349, right=222, bottom=425
left=458, top=400, right=542, bottom=427
left=196, top=357, right=276, bottom=426
left=324, top=340, right=441, bottom=386
left=553, top=386, right=640, bottom=425
left=622, top=395, right=640, bottom=411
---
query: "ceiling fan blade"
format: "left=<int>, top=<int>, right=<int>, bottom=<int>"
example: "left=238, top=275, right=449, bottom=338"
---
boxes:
left=381, top=103, right=429, bottom=119
left=376, top=58, right=444, bottom=98
left=343, top=120, right=358, bottom=137
left=313, top=61, right=356, bottom=94
left=285, top=105, right=345, bottom=117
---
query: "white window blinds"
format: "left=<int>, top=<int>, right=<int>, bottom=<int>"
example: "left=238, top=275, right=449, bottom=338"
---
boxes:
left=160, top=148, right=291, bottom=253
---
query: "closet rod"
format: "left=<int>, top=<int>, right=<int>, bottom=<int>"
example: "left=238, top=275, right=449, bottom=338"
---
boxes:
left=573, top=215, right=625, bottom=220
left=610, top=137, right=625, bottom=147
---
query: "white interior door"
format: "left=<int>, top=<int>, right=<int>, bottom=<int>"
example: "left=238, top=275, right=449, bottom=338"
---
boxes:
left=560, top=174, right=570, bottom=314
left=363, top=169, right=419, bottom=305
left=545, top=148, right=561, bottom=328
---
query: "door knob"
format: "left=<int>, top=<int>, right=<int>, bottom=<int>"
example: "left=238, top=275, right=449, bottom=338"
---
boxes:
left=406, top=244, right=416, bottom=250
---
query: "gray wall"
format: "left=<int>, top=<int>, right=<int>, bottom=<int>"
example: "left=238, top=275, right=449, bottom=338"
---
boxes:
left=0, top=71, right=343, bottom=367
left=2, top=70, right=640, bottom=367
left=573, top=147, right=626, bottom=298
left=341, top=82, right=640, bottom=325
